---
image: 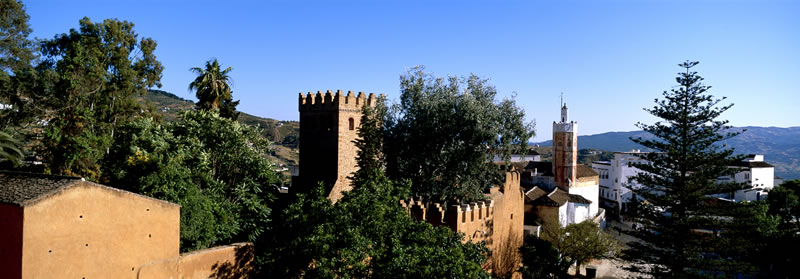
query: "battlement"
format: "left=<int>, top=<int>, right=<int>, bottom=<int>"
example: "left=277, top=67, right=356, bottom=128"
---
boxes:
left=298, top=90, right=378, bottom=111
left=400, top=197, right=495, bottom=229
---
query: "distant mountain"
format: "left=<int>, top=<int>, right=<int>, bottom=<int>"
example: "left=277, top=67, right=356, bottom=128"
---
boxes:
left=534, top=127, right=800, bottom=180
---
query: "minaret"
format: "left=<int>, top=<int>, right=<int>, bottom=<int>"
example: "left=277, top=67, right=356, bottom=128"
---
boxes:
left=552, top=102, right=578, bottom=191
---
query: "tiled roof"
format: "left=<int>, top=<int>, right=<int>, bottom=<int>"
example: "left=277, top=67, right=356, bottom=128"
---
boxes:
left=568, top=193, right=592, bottom=204
left=0, top=172, right=82, bottom=206
left=577, top=165, right=599, bottom=178
left=529, top=187, right=593, bottom=206
left=524, top=186, right=548, bottom=201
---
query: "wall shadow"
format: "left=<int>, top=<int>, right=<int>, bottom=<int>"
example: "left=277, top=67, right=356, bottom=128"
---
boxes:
left=209, top=244, right=255, bottom=279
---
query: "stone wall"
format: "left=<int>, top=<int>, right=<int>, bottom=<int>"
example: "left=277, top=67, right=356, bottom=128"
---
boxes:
left=298, top=90, right=378, bottom=202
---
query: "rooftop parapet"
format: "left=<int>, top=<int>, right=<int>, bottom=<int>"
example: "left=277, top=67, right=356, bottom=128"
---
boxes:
left=400, top=197, right=495, bottom=228
left=298, top=89, right=379, bottom=111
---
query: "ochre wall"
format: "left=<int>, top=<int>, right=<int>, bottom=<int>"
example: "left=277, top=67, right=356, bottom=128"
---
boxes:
left=575, top=176, right=599, bottom=187
left=0, top=203, right=23, bottom=278
left=486, top=171, right=525, bottom=278
left=137, top=243, right=253, bottom=279
left=21, top=182, right=180, bottom=279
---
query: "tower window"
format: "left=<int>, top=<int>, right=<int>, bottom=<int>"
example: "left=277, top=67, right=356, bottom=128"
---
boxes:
left=349, top=118, right=355, bottom=130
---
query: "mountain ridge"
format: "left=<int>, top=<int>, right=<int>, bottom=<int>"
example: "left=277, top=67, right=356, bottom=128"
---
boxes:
left=533, top=127, right=800, bottom=179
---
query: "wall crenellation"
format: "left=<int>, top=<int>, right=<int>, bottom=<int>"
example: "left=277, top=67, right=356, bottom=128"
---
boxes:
left=400, top=197, right=495, bottom=229
left=299, top=89, right=378, bottom=111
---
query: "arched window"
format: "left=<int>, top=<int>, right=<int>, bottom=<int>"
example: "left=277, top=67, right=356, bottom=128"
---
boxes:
left=348, top=118, right=355, bottom=130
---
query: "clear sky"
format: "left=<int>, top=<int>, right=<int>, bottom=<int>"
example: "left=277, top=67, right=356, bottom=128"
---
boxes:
left=24, top=0, right=799, bottom=141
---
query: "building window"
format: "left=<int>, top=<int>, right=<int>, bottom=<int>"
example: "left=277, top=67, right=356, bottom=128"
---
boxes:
left=349, top=118, right=355, bottom=130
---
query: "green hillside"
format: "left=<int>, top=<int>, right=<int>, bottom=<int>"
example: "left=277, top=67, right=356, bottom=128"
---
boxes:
left=139, top=90, right=300, bottom=169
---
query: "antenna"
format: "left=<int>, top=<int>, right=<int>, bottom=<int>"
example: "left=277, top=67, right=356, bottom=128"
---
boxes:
left=560, top=92, right=563, bottom=107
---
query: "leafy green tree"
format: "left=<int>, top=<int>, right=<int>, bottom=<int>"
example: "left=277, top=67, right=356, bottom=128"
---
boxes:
left=219, top=98, right=241, bottom=120
left=37, top=17, right=163, bottom=179
left=0, top=0, right=34, bottom=72
left=189, top=58, right=238, bottom=114
left=384, top=66, right=535, bottom=201
left=519, top=234, right=570, bottom=279
left=768, top=180, right=800, bottom=231
left=763, top=180, right=800, bottom=277
left=266, top=172, right=489, bottom=278
left=622, top=61, right=760, bottom=278
left=103, top=110, right=278, bottom=251
left=0, top=0, right=53, bottom=133
left=548, top=221, right=619, bottom=277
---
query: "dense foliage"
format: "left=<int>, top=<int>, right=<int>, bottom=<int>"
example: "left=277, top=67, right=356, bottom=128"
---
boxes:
left=519, top=234, right=570, bottom=279
left=622, top=61, right=777, bottom=278
left=384, top=66, right=535, bottom=201
left=103, top=110, right=278, bottom=251
left=763, top=179, right=800, bottom=276
left=36, top=17, right=163, bottom=179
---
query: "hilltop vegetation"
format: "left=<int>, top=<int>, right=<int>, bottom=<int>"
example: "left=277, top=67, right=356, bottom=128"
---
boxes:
left=139, top=89, right=299, bottom=167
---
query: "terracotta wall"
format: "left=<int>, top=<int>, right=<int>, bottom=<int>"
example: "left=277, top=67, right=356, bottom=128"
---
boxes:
left=21, top=182, right=180, bottom=278
left=137, top=243, right=253, bottom=279
left=0, top=204, right=23, bottom=278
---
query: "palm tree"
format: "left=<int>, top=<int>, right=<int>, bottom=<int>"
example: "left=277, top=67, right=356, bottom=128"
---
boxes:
left=189, top=58, right=233, bottom=111
left=0, top=131, right=23, bottom=163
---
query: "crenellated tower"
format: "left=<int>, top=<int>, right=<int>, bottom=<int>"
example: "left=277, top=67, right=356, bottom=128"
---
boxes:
left=552, top=102, right=578, bottom=191
left=297, top=90, right=378, bottom=202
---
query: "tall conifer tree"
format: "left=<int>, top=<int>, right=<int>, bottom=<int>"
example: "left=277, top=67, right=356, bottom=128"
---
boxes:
left=621, top=61, right=754, bottom=278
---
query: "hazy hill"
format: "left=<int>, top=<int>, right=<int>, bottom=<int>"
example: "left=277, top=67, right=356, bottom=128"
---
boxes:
left=138, top=90, right=300, bottom=168
left=534, top=127, right=800, bottom=179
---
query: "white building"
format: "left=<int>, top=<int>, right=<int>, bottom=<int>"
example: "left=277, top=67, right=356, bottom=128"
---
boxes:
left=718, top=154, right=775, bottom=202
left=592, top=152, right=776, bottom=212
left=591, top=150, right=648, bottom=214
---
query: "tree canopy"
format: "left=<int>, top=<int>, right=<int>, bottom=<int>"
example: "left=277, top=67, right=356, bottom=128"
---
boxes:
left=519, top=234, right=570, bottom=279
left=384, top=66, right=535, bottom=201
left=103, top=110, right=279, bottom=251
left=35, top=17, right=163, bottom=179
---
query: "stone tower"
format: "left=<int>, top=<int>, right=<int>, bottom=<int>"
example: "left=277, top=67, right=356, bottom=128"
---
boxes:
left=552, top=102, right=578, bottom=191
left=297, top=90, right=377, bottom=202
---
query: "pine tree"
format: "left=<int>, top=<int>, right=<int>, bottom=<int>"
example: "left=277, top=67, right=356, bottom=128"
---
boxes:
left=621, top=61, right=756, bottom=278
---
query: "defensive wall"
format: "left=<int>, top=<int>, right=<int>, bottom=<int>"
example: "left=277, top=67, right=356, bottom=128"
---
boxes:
left=400, top=171, right=524, bottom=278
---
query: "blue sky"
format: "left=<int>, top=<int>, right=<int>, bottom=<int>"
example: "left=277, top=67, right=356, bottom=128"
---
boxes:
left=25, top=0, right=799, bottom=141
